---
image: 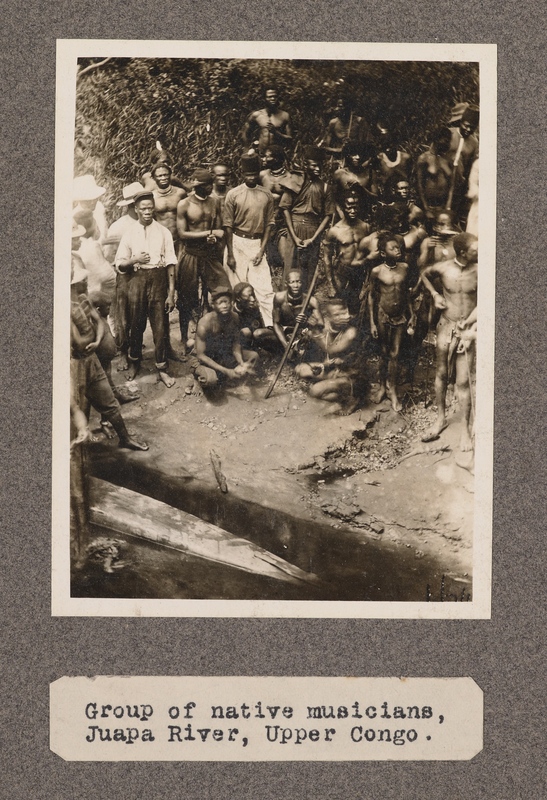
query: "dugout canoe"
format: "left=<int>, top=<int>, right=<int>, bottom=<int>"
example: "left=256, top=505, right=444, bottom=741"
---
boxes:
left=88, top=477, right=320, bottom=586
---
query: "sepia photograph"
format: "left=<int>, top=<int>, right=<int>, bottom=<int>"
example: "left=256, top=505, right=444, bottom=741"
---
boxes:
left=53, top=41, right=496, bottom=617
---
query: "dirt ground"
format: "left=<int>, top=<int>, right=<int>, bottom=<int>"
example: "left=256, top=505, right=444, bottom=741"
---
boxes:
left=84, top=312, right=475, bottom=602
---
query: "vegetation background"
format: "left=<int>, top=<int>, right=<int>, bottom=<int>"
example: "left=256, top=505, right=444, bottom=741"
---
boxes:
left=75, top=57, right=479, bottom=221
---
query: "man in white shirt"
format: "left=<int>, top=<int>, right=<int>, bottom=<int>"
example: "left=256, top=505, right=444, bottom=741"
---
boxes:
left=115, top=191, right=177, bottom=387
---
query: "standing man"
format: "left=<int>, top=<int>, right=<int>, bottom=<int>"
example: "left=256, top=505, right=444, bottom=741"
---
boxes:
left=416, top=127, right=454, bottom=222
left=279, top=145, right=334, bottom=288
left=420, top=232, right=478, bottom=450
left=320, top=97, right=363, bottom=157
left=368, top=233, right=416, bottom=411
left=176, top=168, right=226, bottom=355
left=115, top=191, right=177, bottom=387
left=446, top=104, right=479, bottom=225
left=211, top=163, right=231, bottom=216
left=241, top=87, right=293, bottom=155
left=323, top=193, right=370, bottom=315
left=152, top=163, right=187, bottom=251
left=223, top=153, right=276, bottom=326
left=259, top=144, right=294, bottom=278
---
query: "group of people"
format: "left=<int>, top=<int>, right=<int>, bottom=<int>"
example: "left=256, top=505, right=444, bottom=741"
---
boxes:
left=70, top=87, right=480, bottom=461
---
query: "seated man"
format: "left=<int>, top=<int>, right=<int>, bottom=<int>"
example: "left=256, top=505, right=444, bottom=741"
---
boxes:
left=368, top=232, right=415, bottom=411
left=295, top=298, right=361, bottom=414
left=272, top=269, right=323, bottom=352
left=233, top=282, right=278, bottom=350
left=191, top=288, right=259, bottom=393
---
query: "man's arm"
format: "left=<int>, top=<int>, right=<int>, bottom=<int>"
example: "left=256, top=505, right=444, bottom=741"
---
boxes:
left=323, top=230, right=338, bottom=296
left=273, top=113, right=293, bottom=144
left=195, top=319, right=237, bottom=378
left=416, top=155, right=433, bottom=218
left=301, top=214, right=331, bottom=249
left=272, top=294, right=289, bottom=348
left=368, top=268, right=379, bottom=337
left=417, top=237, right=431, bottom=270
left=421, top=264, right=447, bottom=309
left=241, top=111, right=259, bottom=147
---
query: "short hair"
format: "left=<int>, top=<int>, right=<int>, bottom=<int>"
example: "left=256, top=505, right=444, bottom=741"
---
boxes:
left=151, top=162, right=172, bottom=178
left=323, top=297, right=348, bottom=314
left=453, top=232, right=477, bottom=257
left=341, top=141, right=363, bottom=161
left=264, top=85, right=278, bottom=95
left=377, top=231, right=405, bottom=255
left=212, top=162, right=229, bottom=172
left=384, top=171, right=410, bottom=199
left=286, top=269, right=303, bottom=281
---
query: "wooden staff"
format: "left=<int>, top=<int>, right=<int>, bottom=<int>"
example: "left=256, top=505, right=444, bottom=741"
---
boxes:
left=264, top=258, right=323, bottom=399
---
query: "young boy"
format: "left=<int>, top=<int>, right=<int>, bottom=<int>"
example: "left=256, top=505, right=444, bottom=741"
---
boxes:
left=368, top=233, right=415, bottom=411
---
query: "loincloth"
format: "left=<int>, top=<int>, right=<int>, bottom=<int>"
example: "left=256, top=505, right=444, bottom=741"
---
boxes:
left=378, top=306, right=408, bottom=327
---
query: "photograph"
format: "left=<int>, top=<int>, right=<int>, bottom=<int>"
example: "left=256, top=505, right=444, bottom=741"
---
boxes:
left=53, top=41, right=496, bottom=617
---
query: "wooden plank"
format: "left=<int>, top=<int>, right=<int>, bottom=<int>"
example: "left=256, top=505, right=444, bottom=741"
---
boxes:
left=88, top=478, right=319, bottom=586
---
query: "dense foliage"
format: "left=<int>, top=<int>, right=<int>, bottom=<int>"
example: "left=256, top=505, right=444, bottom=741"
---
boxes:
left=75, top=57, right=479, bottom=219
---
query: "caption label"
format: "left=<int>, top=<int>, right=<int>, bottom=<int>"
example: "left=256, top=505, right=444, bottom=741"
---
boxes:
left=50, top=676, right=482, bottom=761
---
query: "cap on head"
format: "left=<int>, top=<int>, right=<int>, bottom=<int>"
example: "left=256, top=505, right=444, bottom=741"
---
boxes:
left=117, top=181, right=145, bottom=207
left=211, top=287, right=233, bottom=302
left=240, top=153, right=261, bottom=173
left=303, top=145, right=324, bottom=163
left=190, top=168, right=214, bottom=186
left=461, top=104, right=479, bottom=127
left=133, top=190, right=155, bottom=205
left=73, top=174, right=106, bottom=201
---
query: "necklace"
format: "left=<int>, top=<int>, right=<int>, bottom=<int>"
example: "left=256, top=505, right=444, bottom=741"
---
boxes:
left=155, top=186, right=173, bottom=196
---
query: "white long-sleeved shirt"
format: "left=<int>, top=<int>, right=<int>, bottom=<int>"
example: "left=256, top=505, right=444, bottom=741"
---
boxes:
left=115, top=219, right=177, bottom=268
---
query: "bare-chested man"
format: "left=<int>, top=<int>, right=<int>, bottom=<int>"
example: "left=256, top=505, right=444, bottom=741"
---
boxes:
left=191, top=288, right=259, bottom=393
left=272, top=269, right=323, bottom=351
left=152, top=163, right=187, bottom=251
left=320, top=97, right=363, bottom=156
left=259, top=144, right=294, bottom=276
left=211, top=163, right=231, bottom=216
left=242, top=87, right=293, bottom=155
left=176, top=168, right=226, bottom=355
left=324, top=194, right=370, bottom=315
left=420, top=232, right=478, bottom=450
left=416, top=127, right=453, bottom=222
left=295, top=298, right=360, bottom=414
left=368, top=233, right=415, bottom=411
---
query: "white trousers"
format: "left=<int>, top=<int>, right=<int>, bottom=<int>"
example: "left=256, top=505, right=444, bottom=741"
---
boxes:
left=229, top=234, right=274, bottom=326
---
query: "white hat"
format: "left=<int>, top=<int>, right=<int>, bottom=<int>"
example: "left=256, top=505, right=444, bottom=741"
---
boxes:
left=71, top=219, right=86, bottom=237
left=116, top=181, right=145, bottom=207
left=73, top=174, right=106, bottom=201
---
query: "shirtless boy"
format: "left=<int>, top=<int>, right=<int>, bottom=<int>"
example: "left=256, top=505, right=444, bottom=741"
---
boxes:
left=420, top=232, right=478, bottom=450
left=323, top=194, right=370, bottom=314
left=272, top=269, right=323, bottom=351
left=368, top=233, right=415, bottom=411
left=192, top=288, right=259, bottom=393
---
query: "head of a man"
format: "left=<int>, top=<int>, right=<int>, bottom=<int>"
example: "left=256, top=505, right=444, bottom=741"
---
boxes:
left=434, top=209, right=456, bottom=236
left=211, top=288, right=233, bottom=316
left=286, top=269, right=303, bottom=298
left=393, top=179, right=410, bottom=201
left=191, top=168, right=214, bottom=198
left=342, top=142, right=362, bottom=171
left=378, top=232, right=404, bottom=264
left=432, top=126, right=452, bottom=156
left=134, top=194, right=155, bottom=225
left=234, top=282, right=258, bottom=310
left=264, top=145, right=285, bottom=172
left=343, top=193, right=360, bottom=221
left=453, top=232, right=478, bottom=264
left=334, top=96, right=351, bottom=121
left=459, top=105, right=479, bottom=138
left=303, top=146, right=323, bottom=180
left=151, top=164, right=172, bottom=190
left=240, top=153, right=261, bottom=187
left=212, top=164, right=229, bottom=189
left=325, top=298, right=351, bottom=330
left=264, top=87, right=278, bottom=110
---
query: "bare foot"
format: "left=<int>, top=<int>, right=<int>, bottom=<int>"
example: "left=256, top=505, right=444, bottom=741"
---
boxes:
left=116, top=354, right=129, bottom=372
left=119, top=437, right=149, bottom=451
left=158, top=370, right=175, bottom=388
left=114, top=387, right=139, bottom=404
left=460, top=426, right=474, bottom=452
left=127, top=362, right=139, bottom=381
left=371, top=383, right=386, bottom=404
left=339, top=396, right=360, bottom=416
left=100, top=421, right=116, bottom=439
left=422, top=419, right=448, bottom=442
left=167, top=346, right=186, bottom=363
left=387, top=386, right=402, bottom=412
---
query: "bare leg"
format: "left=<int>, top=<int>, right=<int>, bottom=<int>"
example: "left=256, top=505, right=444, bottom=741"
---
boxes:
left=422, top=330, right=450, bottom=441
left=386, top=325, right=404, bottom=412
left=456, top=349, right=473, bottom=451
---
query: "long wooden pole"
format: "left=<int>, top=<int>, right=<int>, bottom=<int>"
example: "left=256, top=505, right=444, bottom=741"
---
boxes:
left=264, top=257, right=323, bottom=399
